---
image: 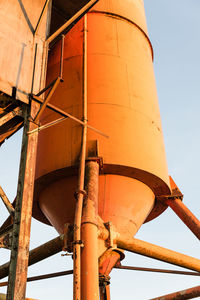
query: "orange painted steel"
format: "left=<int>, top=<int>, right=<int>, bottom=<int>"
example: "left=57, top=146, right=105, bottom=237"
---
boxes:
left=81, top=161, right=100, bottom=300
left=166, top=198, right=200, bottom=240
left=99, top=250, right=121, bottom=276
left=34, top=0, right=170, bottom=238
left=116, top=236, right=200, bottom=272
left=99, top=249, right=121, bottom=300
left=150, top=285, right=200, bottom=300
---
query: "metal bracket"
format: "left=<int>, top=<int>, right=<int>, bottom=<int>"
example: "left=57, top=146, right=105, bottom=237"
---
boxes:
left=157, top=195, right=183, bottom=201
left=74, top=190, right=87, bottom=201
left=0, top=233, right=12, bottom=249
left=104, top=222, right=116, bottom=249
left=63, top=223, right=84, bottom=253
left=86, top=157, right=103, bottom=170
left=63, top=223, right=74, bottom=253
left=72, top=240, right=84, bottom=247
left=99, top=274, right=110, bottom=287
left=0, top=225, right=13, bottom=250
left=157, top=176, right=183, bottom=202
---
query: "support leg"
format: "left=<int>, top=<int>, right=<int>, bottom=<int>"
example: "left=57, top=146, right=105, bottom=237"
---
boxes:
left=6, top=101, right=39, bottom=300
left=81, top=160, right=100, bottom=300
left=166, top=198, right=200, bottom=240
left=100, top=285, right=111, bottom=300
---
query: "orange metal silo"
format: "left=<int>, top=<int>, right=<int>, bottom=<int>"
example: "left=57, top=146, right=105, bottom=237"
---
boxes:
left=34, top=0, right=170, bottom=239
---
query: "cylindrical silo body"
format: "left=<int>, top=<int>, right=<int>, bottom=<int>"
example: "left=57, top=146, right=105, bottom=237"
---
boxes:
left=33, top=0, right=170, bottom=238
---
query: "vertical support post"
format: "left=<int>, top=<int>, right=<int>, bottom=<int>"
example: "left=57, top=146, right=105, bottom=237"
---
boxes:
left=6, top=101, right=39, bottom=300
left=81, top=160, right=100, bottom=300
left=99, top=250, right=121, bottom=300
left=100, top=285, right=111, bottom=300
left=73, top=14, right=88, bottom=300
left=166, top=198, right=200, bottom=240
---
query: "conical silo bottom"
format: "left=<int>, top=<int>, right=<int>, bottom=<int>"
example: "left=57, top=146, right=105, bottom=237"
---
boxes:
left=37, top=174, right=155, bottom=238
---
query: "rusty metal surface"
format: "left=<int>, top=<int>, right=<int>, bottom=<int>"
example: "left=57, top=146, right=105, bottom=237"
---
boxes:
left=150, top=285, right=200, bottom=300
left=6, top=102, right=39, bottom=300
left=0, top=235, right=64, bottom=280
left=81, top=160, right=100, bottom=300
left=0, top=225, right=13, bottom=250
left=117, top=236, right=200, bottom=272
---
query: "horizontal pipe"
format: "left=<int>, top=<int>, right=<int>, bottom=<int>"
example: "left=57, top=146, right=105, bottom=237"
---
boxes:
left=115, top=265, right=200, bottom=276
left=150, top=285, right=200, bottom=300
left=116, top=236, right=200, bottom=272
left=166, top=198, right=200, bottom=240
left=0, top=270, right=73, bottom=287
left=0, top=235, right=63, bottom=280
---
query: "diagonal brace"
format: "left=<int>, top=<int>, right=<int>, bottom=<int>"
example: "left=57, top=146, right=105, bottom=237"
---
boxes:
left=0, top=107, right=23, bottom=127
left=33, top=77, right=61, bottom=123
left=34, top=0, right=50, bottom=35
left=46, top=0, right=99, bottom=44
left=0, top=186, right=15, bottom=216
left=30, top=95, right=109, bottom=138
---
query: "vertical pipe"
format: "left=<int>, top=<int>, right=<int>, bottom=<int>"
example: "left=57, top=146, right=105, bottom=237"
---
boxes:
left=166, top=198, right=200, bottom=240
left=73, top=14, right=88, bottom=300
left=59, top=35, right=65, bottom=79
left=81, top=161, right=100, bottom=300
left=6, top=102, right=39, bottom=300
left=105, top=285, right=111, bottom=300
left=100, top=285, right=111, bottom=300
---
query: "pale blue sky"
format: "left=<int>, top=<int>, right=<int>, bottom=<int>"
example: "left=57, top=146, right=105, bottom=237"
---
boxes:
left=0, top=1, right=200, bottom=299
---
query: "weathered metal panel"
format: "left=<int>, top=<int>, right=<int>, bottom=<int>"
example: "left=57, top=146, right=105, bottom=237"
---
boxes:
left=0, top=0, right=49, bottom=103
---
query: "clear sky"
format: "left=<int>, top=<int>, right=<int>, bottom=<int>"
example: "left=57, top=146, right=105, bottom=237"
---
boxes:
left=0, top=0, right=200, bottom=299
